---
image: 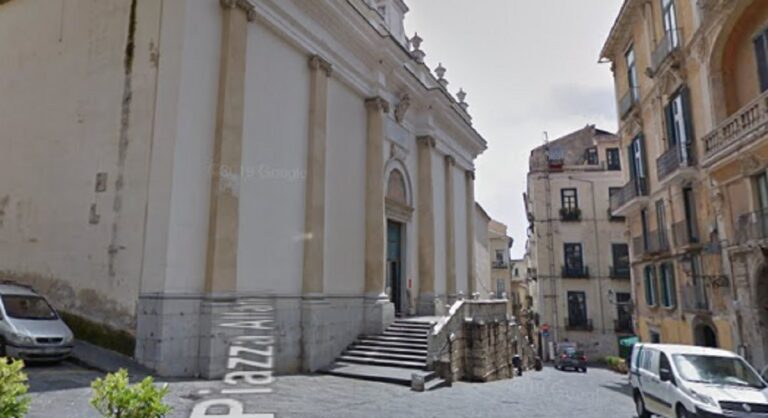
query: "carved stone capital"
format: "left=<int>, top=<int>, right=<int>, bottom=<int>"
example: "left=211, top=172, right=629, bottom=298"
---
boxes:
left=445, top=155, right=455, bottom=166
left=365, top=97, right=390, bottom=114
left=465, top=170, right=475, bottom=180
left=220, top=0, right=256, bottom=22
left=416, top=135, right=436, bottom=148
left=308, top=54, right=332, bottom=77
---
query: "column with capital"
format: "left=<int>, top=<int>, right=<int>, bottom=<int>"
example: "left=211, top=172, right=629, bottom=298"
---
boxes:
left=444, top=155, right=457, bottom=303
left=300, top=55, right=333, bottom=371
left=465, top=169, right=477, bottom=297
left=416, top=135, right=436, bottom=315
left=363, top=97, right=394, bottom=334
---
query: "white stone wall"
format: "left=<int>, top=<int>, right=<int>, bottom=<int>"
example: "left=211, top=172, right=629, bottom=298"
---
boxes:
left=453, top=166, right=469, bottom=294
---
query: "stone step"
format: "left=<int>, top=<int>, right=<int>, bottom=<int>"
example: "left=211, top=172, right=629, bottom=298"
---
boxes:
left=381, top=330, right=428, bottom=339
left=385, top=326, right=429, bottom=335
left=337, top=355, right=426, bottom=370
left=366, top=335, right=428, bottom=345
left=391, top=321, right=433, bottom=330
left=357, top=338, right=428, bottom=350
left=425, top=377, right=448, bottom=391
left=350, top=345, right=428, bottom=357
left=322, top=362, right=437, bottom=387
left=344, top=350, right=426, bottom=363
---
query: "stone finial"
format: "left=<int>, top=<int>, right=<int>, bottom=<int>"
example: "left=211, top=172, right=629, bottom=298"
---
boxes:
left=435, top=63, right=448, bottom=89
left=457, top=88, right=468, bottom=111
left=411, top=33, right=425, bottom=63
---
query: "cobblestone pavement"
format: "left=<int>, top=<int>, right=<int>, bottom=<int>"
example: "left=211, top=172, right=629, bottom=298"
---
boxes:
left=27, top=363, right=637, bottom=418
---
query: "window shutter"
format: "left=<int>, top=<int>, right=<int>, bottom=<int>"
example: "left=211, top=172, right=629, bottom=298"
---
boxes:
left=755, top=33, right=768, bottom=93
left=627, top=144, right=636, bottom=181
left=681, top=87, right=695, bottom=160
left=668, top=265, right=677, bottom=307
left=638, top=134, right=649, bottom=194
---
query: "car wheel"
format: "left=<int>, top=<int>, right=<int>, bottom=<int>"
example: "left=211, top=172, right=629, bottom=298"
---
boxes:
left=634, top=392, right=651, bottom=418
left=582, top=368, right=587, bottom=373
left=677, top=405, right=691, bottom=418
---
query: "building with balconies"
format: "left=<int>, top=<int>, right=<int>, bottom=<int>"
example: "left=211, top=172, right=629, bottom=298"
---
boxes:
left=601, top=0, right=741, bottom=360
left=525, top=125, right=632, bottom=360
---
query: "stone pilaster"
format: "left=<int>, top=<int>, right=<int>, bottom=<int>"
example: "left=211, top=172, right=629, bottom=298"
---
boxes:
left=466, top=170, right=476, bottom=296
left=204, top=0, right=250, bottom=294
left=417, top=135, right=436, bottom=315
left=301, top=55, right=333, bottom=372
left=301, top=55, right=332, bottom=299
left=445, top=155, right=456, bottom=302
left=363, top=97, right=394, bottom=334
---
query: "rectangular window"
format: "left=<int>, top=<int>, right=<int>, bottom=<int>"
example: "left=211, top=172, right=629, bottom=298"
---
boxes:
left=616, top=292, right=632, bottom=329
left=755, top=172, right=768, bottom=211
left=656, top=199, right=668, bottom=250
left=606, top=148, right=621, bottom=170
left=659, top=263, right=677, bottom=308
left=612, top=244, right=630, bottom=277
left=567, top=291, right=588, bottom=327
left=754, top=28, right=768, bottom=92
left=626, top=46, right=639, bottom=101
left=585, top=147, right=599, bottom=165
left=661, top=0, right=679, bottom=48
left=664, top=87, right=694, bottom=163
left=561, top=188, right=578, bottom=210
left=495, top=249, right=504, bottom=263
left=683, top=187, right=699, bottom=243
left=644, top=265, right=658, bottom=306
left=564, top=243, right=584, bottom=273
left=629, top=135, right=647, bottom=195
left=496, top=279, right=506, bottom=298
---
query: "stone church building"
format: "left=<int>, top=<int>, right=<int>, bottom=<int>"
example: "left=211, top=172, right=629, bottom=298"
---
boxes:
left=0, top=0, right=486, bottom=376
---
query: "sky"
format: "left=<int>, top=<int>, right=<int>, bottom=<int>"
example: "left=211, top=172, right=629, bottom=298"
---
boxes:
left=404, top=0, right=624, bottom=258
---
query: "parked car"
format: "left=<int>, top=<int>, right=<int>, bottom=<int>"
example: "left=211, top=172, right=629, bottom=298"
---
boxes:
left=0, top=283, right=74, bottom=362
left=554, top=344, right=588, bottom=373
left=630, top=343, right=768, bottom=418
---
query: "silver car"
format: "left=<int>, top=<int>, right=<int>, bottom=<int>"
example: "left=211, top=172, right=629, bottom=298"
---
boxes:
left=0, top=283, right=74, bottom=361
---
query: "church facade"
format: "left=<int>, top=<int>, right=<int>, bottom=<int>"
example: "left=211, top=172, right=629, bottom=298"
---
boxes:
left=0, top=0, right=486, bottom=377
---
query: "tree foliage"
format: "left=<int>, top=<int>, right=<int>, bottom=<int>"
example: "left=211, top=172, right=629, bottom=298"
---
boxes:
left=90, top=369, right=171, bottom=418
left=0, top=358, right=31, bottom=418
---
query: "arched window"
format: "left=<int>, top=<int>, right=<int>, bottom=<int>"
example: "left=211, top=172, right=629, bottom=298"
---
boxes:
left=386, top=170, right=407, bottom=205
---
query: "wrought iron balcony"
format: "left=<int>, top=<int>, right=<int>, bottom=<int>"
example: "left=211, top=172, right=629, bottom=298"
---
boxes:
left=703, top=89, right=768, bottom=167
left=656, top=144, right=696, bottom=185
left=492, top=260, right=509, bottom=269
left=562, top=265, right=590, bottom=279
left=560, top=207, right=582, bottom=222
left=734, top=208, right=768, bottom=245
left=651, top=29, right=682, bottom=73
left=610, top=178, right=648, bottom=216
left=565, top=317, right=593, bottom=331
left=614, top=318, right=633, bottom=333
left=672, top=220, right=700, bottom=247
left=610, top=266, right=631, bottom=280
left=619, top=87, right=639, bottom=119
left=632, top=230, right=670, bottom=258
left=682, top=283, right=710, bottom=313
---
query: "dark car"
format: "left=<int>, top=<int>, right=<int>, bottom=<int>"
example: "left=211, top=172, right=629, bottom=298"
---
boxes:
left=554, top=349, right=588, bottom=373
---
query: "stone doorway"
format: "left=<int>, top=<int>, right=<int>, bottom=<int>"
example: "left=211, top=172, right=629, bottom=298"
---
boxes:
left=757, top=263, right=768, bottom=367
left=387, top=220, right=405, bottom=316
left=693, top=323, right=718, bottom=348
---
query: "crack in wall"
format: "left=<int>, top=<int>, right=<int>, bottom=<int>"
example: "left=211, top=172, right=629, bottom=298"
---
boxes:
left=108, top=0, right=137, bottom=278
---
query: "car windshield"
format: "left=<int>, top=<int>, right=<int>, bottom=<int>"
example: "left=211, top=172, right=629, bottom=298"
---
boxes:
left=673, top=354, right=766, bottom=389
left=2, top=295, right=58, bottom=320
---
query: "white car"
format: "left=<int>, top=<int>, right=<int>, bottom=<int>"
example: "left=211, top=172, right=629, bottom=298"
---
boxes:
left=630, top=343, right=768, bottom=418
left=0, top=283, right=74, bottom=362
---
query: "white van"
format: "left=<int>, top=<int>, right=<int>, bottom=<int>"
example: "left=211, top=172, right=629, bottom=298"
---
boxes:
left=630, top=343, right=768, bottom=418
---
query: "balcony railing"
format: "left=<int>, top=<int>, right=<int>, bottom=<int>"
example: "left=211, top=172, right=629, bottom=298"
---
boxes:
left=632, top=230, right=670, bottom=258
left=614, top=318, right=634, bottom=333
left=492, top=261, right=509, bottom=269
left=560, top=207, right=582, bottom=222
left=682, top=283, right=710, bottom=313
left=610, top=266, right=631, bottom=279
left=651, top=29, right=682, bottom=72
left=672, top=220, right=700, bottom=247
left=735, top=208, right=768, bottom=245
left=703, top=89, right=768, bottom=165
left=619, top=87, right=640, bottom=118
left=610, top=178, right=648, bottom=214
left=656, top=144, right=695, bottom=182
left=562, top=265, right=590, bottom=279
left=565, top=318, right=594, bottom=332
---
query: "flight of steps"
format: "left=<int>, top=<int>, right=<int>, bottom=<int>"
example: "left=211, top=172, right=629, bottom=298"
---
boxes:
left=324, top=319, right=447, bottom=390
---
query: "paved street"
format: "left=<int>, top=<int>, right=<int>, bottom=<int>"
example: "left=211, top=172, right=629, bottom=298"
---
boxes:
left=27, top=363, right=636, bottom=417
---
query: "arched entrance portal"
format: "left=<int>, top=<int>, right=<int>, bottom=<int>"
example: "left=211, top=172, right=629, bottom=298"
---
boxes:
left=385, top=167, right=413, bottom=316
left=693, top=323, right=719, bottom=348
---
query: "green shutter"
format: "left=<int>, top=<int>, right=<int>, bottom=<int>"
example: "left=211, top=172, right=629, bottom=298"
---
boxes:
left=681, top=87, right=695, bottom=162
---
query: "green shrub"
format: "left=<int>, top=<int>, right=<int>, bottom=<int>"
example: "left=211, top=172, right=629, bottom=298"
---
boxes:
left=604, top=356, right=628, bottom=374
left=0, top=358, right=31, bottom=418
left=90, top=369, right=171, bottom=418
